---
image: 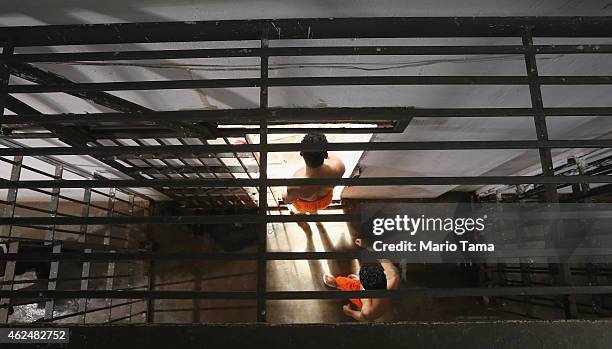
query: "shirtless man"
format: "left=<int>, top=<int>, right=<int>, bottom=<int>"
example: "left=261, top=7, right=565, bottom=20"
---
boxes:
left=323, top=239, right=400, bottom=321
left=282, top=133, right=345, bottom=214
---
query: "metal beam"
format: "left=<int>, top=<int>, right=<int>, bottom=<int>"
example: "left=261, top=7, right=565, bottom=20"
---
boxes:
left=11, top=76, right=612, bottom=93
left=0, top=140, right=611, bottom=158
left=4, top=107, right=612, bottom=127
left=3, top=44, right=612, bottom=63
left=2, top=17, right=612, bottom=47
left=1, top=175, right=612, bottom=190
left=3, top=285, right=612, bottom=300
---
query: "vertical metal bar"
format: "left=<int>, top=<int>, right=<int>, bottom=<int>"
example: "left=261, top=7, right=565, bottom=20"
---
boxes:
left=45, top=165, right=63, bottom=243
left=146, top=241, right=157, bottom=323
left=105, top=189, right=116, bottom=322
left=44, top=165, right=63, bottom=320
left=77, top=188, right=92, bottom=323
left=127, top=195, right=136, bottom=323
left=78, top=188, right=92, bottom=244
left=521, top=28, right=558, bottom=203
left=569, top=156, right=602, bottom=314
left=0, top=42, right=13, bottom=119
left=0, top=155, right=21, bottom=323
left=522, top=27, right=576, bottom=318
left=256, top=34, right=269, bottom=323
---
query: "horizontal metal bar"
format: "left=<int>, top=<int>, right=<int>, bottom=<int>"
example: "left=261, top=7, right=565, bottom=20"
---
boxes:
left=7, top=76, right=537, bottom=93
left=1, top=107, right=412, bottom=124
left=0, top=213, right=360, bottom=225
left=5, top=44, right=612, bottom=67
left=11, top=76, right=612, bottom=93
left=4, top=107, right=612, bottom=126
left=4, top=248, right=607, bottom=262
left=539, top=76, right=612, bottom=84
left=535, top=44, right=612, bottom=54
left=1, top=286, right=612, bottom=300
left=3, top=17, right=612, bottom=46
left=0, top=251, right=366, bottom=262
left=128, top=165, right=258, bottom=175
left=1, top=45, right=532, bottom=63
left=0, top=140, right=610, bottom=158
left=0, top=176, right=611, bottom=190
left=7, top=44, right=612, bottom=64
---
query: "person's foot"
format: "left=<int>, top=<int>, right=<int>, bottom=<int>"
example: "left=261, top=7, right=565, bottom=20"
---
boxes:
left=323, top=273, right=337, bottom=288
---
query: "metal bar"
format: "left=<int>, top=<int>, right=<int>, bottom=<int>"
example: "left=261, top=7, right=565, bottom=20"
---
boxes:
left=2, top=17, right=612, bottom=47
left=79, top=249, right=92, bottom=323
left=1, top=175, right=612, bottom=190
left=1, top=140, right=612, bottom=158
left=126, top=195, right=136, bottom=323
left=10, top=246, right=612, bottom=262
left=78, top=189, right=92, bottom=244
left=0, top=45, right=532, bottom=63
left=0, top=42, right=599, bottom=63
left=127, top=165, right=258, bottom=176
left=3, top=285, right=612, bottom=300
left=7, top=75, right=612, bottom=94
left=4, top=66, right=213, bottom=204
left=0, top=43, right=13, bottom=120
left=523, top=27, right=576, bottom=318
left=5, top=107, right=612, bottom=126
left=43, top=242, right=61, bottom=320
left=43, top=165, right=63, bottom=320
left=523, top=28, right=559, bottom=203
left=0, top=154, right=21, bottom=323
left=257, top=36, right=269, bottom=322
left=0, top=129, right=153, bottom=203
left=104, top=189, right=116, bottom=322
left=4, top=76, right=534, bottom=93
left=146, top=242, right=157, bottom=323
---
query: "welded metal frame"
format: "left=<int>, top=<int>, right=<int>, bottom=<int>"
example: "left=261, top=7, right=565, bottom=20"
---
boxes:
left=0, top=17, right=611, bottom=323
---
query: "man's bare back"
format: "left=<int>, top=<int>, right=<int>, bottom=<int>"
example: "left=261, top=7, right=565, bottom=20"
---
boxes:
left=284, top=153, right=345, bottom=203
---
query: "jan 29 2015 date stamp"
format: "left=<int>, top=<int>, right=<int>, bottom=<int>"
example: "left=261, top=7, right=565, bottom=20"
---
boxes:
left=0, top=328, right=69, bottom=343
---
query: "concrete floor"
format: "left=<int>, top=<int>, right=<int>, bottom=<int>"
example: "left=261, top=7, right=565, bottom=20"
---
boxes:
left=149, top=202, right=508, bottom=323
left=3, top=196, right=512, bottom=324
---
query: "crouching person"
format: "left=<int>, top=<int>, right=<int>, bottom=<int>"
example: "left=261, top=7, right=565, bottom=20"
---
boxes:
left=323, top=238, right=400, bottom=321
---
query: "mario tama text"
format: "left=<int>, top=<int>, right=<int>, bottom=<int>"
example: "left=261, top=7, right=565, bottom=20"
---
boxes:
left=372, top=239, right=494, bottom=252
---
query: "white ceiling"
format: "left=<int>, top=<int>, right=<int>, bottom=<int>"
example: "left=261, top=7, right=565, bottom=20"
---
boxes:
left=1, top=0, right=612, bottom=25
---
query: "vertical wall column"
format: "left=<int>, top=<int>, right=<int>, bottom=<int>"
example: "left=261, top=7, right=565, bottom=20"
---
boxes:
left=256, top=35, right=269, bottom=323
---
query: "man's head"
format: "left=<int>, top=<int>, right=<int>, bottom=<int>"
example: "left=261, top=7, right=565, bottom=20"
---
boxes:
left=300, top=132, right=328, bottom=168
left=359, top=264, right=387, bottom=290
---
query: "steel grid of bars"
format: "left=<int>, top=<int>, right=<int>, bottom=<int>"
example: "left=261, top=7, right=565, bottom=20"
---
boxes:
left=0, top=17, right=611, bottom=322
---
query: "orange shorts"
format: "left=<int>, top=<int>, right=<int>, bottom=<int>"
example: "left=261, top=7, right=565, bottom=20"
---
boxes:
left=336, top=276, right=363, bottom=309
left=292, top=191, right=333, bottom=213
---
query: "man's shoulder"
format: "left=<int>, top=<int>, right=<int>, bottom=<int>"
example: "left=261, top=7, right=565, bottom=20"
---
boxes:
left=292, top=166, right=306, bottom=178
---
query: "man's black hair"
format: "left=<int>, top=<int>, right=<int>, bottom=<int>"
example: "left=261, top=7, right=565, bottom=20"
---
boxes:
left=301, top=132, right=328, bottom=168
left=359, top=264, right=387, bottom=290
